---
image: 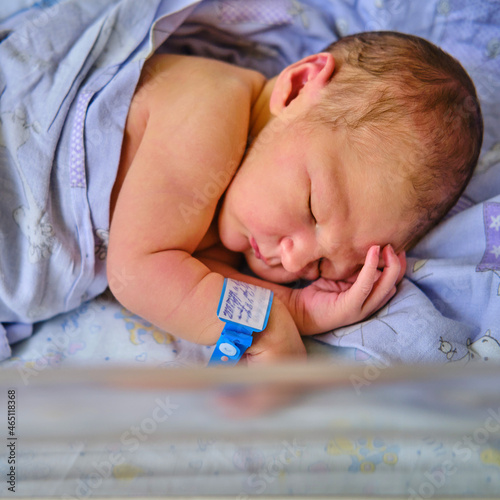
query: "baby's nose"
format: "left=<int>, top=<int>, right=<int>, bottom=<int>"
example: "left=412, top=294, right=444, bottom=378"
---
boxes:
left=280, top=236, right=319, bottom=280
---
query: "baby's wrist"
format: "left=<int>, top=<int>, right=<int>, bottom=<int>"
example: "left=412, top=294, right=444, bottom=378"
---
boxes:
left=283, top=287, right=303, bottom=328
left=208, top=278, right=273, bottom=366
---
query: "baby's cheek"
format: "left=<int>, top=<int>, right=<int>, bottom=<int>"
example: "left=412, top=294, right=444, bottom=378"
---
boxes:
left=320, top=258, right=362, bottom=282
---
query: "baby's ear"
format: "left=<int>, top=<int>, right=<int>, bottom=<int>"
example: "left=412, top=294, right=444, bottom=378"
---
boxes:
left=269, top=52, right=335, bottom=115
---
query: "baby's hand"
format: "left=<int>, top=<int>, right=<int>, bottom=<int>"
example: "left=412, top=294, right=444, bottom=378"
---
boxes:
left=289, top=245, right=406, bottom=335
left=242, top=296, right=307, bottom=365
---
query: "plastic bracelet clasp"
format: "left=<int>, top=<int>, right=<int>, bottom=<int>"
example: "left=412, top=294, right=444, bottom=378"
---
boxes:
left=208, top=278, right=273, bottom=366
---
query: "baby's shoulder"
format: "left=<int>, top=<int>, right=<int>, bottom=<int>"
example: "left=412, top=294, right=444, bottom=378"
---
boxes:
left=116, top=54, right=266, bottom=210
left=134, top=54, right=264, bottom=115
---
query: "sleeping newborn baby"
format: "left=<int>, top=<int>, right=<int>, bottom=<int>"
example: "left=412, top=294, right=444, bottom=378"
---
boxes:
left=0, top=24, right=482, bottom=364
left=106, top=31, right=483, bottom=364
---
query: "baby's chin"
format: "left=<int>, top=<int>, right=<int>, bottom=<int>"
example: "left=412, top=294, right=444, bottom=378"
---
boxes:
left=245, top=254, right=300, bottom=284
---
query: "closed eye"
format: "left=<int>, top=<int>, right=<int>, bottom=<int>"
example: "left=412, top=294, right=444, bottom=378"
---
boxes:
left=308, top=191, right=322, bottom=278
left=317, top=257, right=323, bottom=278
left=308, top=193, right=317, bottom=224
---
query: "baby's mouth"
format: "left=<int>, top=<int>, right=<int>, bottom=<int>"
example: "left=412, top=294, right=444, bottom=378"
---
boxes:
left=250, top=237, right=270, bottom=266
left=250, top=236, right=263, bottom=259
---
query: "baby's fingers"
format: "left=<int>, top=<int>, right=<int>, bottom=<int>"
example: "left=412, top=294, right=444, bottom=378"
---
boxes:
left=335, top=245, right=402, bottom=326
left=346, top=245, right=382, bottom=305
left=360, top=244, right=402, bottom=315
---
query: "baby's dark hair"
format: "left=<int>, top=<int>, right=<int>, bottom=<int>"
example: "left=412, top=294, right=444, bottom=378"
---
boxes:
left=310, top=31, right=483, bottom=249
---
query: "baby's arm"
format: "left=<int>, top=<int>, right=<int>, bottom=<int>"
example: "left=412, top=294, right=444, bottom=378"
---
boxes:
left=107, top=55, right=305, bottom=361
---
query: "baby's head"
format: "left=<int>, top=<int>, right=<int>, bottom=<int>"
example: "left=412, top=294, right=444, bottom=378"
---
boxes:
left=219, top=31, right=483, bottom=283
left=309, top=31, right=483, bottom=248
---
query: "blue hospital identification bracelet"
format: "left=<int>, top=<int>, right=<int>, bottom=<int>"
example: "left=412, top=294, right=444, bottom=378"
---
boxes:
left=208, top=278, right=273, bottom=366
